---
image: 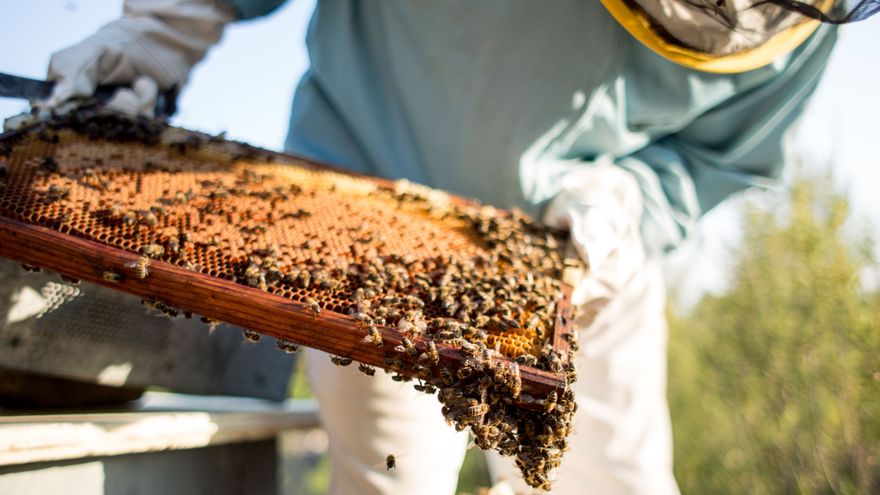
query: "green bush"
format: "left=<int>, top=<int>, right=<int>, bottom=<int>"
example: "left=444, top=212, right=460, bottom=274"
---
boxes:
left=669, top=175, right=880, bottom=494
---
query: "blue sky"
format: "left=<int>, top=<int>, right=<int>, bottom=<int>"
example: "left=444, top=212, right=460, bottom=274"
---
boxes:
left=1, top=0, right=877, bottom=299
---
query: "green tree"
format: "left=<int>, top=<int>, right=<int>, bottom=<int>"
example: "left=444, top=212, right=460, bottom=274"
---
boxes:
left=669, top=174, right=880, bottom=494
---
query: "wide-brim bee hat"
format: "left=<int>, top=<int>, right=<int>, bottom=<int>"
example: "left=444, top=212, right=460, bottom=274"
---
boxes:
left=601, top=0, right=879, bottom=73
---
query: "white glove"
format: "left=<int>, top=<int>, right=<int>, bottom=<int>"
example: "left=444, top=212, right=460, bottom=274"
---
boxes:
left=543, top=160, right=646, bottom=322
left=38, top=0, right=235, bottom=117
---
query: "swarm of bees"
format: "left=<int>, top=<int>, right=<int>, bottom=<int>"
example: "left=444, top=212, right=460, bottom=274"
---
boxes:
left=0, top=112, right=581, bottom=491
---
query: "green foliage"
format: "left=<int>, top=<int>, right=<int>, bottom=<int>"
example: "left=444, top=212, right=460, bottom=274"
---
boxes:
left=669, top=175, right=880, bottom=494
left=456, top=447, right=492, bottom=494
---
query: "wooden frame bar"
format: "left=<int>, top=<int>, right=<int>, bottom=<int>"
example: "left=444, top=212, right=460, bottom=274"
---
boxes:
left=0, top=217, right=568, bottom=409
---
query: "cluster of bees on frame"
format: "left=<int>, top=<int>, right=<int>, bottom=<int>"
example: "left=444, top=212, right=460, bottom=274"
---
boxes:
left=0, top=112, right=582, bottom=490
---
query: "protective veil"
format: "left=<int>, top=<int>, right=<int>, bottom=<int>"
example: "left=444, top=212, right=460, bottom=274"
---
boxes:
left=601, top=0, right=879, bottom=72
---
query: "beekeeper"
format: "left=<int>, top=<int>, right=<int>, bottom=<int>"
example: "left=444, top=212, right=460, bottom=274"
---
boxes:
left=35, top=0, right=869, bottom=493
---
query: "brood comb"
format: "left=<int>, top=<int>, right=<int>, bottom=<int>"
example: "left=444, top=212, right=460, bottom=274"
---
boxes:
left=0, top=111, right=579, bottom=490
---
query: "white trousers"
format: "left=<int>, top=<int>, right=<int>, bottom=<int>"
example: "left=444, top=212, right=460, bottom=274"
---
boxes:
left=307, top=259, right=679, bottom=495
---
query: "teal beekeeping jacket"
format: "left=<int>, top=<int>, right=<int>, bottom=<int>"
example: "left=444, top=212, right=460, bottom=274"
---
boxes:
left=227, top=0, right=836, bottom=255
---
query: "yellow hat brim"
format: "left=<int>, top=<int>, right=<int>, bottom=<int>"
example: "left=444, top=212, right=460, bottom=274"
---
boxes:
left=600, top=0, right=820, bottom=73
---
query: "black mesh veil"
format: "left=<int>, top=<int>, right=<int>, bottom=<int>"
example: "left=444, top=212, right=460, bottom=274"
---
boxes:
left=759, top=0, right=879, bottom=23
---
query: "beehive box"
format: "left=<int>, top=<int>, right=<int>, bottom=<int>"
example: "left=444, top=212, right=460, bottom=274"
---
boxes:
left=0, top=110, right=578, bottom=489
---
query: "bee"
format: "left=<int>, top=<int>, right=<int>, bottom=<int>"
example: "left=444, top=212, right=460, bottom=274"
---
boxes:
left=462, top=403, right=490, bottom=419
left=166, top=237, right=180, bottom=254
left=20, top=263, right=42, bottom=272
left=361, top=325, right=383, bottom=347
left=438, top=366, right=455, bottom=386
left=200, top=316, right=221, bottom=331
left=545, top=353, right=564, bottom=373
left=123, top=211, right=137, bottom=226
left=507, top=362, right=522, bottom=398
left=259, top=256, right=277, bottom=270
left=456, top=365, right=473, bottom=380
left=479, top=298, right=494, bottom=313
left=564, top=362, right=578, bottom=383
left=296, top=270, right=311, bottom=288
left=357, top=363, right=376, bottom=376
left=125, top=255, right=150, bottom=279
left=331, top=355, right=353, bottom=367
left=525, top=314, right=541, bottom=331
left=433, top=331, right=458, bottom=342
left=46, top=183, right=70, bottom=200
left=244, top=262, right=264, bottom=288
left=441, top=297, right=458, bottom=316
left=141, top=299, right=180, bottom=319
left=413, top=277, right=431, bottom=292
left=102, top=270, right=122, bottom=283
left=385, top=454, right=396, bottom=470
left=312, top=269, right=332, bottom=289
left=397, top=317, right=416, bottom=336
left=410, top=363, right=432, bottom=379
left=60, top=275, right=80, bottom=285
left=413, top=383, right=437, bottom=395
left=304, top=297, right=321, bottom=317
left=242, top=329, right=262, bottom=343
left=419, top=340, right=440, bottom=365
left=384, top=356, right=404, bottom=371
left=515, top=354, right=538, bottom=367
left=503, top=317, right=521, bottom=329
left=107, top=203, right=124, bottom=219
left=543, top=390, right=558, bottom=414
left=438, top=386, right=464, bottom=402
left=459, top=340, right=480, bottom=358
left=394, top=337, right=418, bottom=357
left=139, top=210, right=158, bottom=227
left=406, top=310, right=427, bottom=335
left=481, top=347, right=496, bottom=364
left=141, top=243, right=165, bottom=258
left=381, top=295, right=400, bottom=306
left=150, top=205, right=168, bottom=218
left=276, top=339, right=300, bottom=354
left=403, top=295, right=425, bottom=308
left=353, top=311, right=374, bottom=327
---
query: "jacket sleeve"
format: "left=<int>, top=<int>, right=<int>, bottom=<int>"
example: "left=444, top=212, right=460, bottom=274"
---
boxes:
left=223, top=0, right=290, bottom=20
left=615, top=26, right=837, bottom=256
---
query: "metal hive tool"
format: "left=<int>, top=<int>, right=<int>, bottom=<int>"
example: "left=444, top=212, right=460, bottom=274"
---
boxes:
left=0, top=111, right=579, bottom=489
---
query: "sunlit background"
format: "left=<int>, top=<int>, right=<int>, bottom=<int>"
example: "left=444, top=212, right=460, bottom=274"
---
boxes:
left=1, top=2, right=878, bottom=493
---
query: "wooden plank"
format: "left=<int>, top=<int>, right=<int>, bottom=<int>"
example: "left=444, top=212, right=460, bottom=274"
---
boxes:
left=0, top=393, right=319, bottom=467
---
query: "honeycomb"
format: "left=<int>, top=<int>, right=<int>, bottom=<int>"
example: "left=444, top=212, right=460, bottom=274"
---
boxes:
left=0, top=112, right=579, bottom=490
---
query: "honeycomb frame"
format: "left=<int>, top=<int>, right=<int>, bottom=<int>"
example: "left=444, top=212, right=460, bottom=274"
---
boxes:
left=0, top=111, right=575, bottom=408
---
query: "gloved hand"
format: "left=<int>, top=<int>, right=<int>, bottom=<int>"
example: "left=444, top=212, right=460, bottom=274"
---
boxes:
left=38, top=0, right=235, bottom=117
left=543, top=160, right=645, bottom=324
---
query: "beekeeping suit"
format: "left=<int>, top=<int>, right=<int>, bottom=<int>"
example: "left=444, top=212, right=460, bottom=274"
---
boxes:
left=33, top=0, right=873, bottom=492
